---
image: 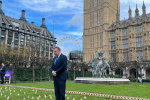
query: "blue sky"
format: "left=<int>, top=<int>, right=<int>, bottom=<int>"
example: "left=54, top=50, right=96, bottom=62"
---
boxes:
left=1, top=0, right=150, bottom=55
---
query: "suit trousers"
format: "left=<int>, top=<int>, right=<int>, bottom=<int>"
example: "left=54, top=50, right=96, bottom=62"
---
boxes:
left=1, top=74, right=5, bottom=84
left=54, top=80, right=66, bottom=100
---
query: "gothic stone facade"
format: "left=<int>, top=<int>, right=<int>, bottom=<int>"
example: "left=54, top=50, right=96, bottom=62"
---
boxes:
left=0, top=1, right=56, bottom=59
left=83, top=0, right=150, bottom=79
left=83, top=0, right=120, bottom=62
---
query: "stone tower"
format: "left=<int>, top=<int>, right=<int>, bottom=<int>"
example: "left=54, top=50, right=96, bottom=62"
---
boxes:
left=83, top=0, right=120, bottom=62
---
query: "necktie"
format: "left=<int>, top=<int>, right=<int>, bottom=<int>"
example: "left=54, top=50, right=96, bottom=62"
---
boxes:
left=54, top=57, right=58, bottom=65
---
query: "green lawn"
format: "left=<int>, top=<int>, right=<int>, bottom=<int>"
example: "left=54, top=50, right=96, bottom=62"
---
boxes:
left=11, top=81, right=150, bottom=99
left=0, top=86, right=119, bottom=100
left=130, top=82, right=150, bottom=86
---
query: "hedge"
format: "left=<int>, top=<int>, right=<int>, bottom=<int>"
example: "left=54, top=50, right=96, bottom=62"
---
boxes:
left=5, top=67, right=92, bottom=82
left=68, top=70, right=92, bottom=80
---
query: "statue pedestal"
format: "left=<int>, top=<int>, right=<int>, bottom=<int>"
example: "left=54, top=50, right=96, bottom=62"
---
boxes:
left=75, top=77, right=130, bottom=85
left=122, top=76, right=127, bottom=78
left=122, top=74, right=128, bottom=78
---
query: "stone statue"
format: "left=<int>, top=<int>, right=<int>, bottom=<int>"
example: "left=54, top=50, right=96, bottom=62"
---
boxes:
left=138, top=74, right=142, bottom=83
left=101, top=57, right=111, bottom=78
left=88, top=50, right=111, bottom=78
left=88, top=58, right=97, bottom=77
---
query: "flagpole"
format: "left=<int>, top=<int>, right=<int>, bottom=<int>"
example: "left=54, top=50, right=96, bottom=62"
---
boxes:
left=53, top=20, right=55, bottom=58
left=53, top=20, right=54, bottom=37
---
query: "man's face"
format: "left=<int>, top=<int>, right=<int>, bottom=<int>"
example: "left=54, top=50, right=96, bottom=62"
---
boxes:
left=1, top=63, right=4, bottom=66
left=53, top=48, right=60, bottom=57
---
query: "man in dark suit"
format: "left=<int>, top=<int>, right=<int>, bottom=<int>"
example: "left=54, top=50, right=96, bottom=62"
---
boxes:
left=0, top=63, right=6, bottom=84
left=51, top=47, right=67, bottom=100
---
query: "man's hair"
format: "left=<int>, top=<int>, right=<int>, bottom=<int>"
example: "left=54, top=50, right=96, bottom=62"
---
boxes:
left=54, top=47, right=61, bottom=51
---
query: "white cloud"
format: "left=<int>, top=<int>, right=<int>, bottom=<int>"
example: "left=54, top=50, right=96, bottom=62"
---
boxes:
left=54, top=30, right=82, bottom=55
left=67, top=15, right=83, bottom=31
left=59, top=46, right=73, bottom=56
left=65, top=31, right=83, bottom=36
left=16, top=0, right=83, bottom=15
left=55, top=30, right=83, bottom=36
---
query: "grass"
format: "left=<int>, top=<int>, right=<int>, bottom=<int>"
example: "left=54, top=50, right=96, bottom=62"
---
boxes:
left=130, top=82, right=150, bottom=86
left=0, top=86, right=119, bottom=100
left=10, top=81, right=150, bottom=99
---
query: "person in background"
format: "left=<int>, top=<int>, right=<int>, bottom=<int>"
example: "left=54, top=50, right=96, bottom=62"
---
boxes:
left=0, top=63, right=6, bottom=84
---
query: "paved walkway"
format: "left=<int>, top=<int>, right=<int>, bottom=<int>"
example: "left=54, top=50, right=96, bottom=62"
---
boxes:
left=1, top=84, right=150, bottom=100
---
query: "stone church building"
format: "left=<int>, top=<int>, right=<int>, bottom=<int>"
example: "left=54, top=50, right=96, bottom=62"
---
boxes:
left=83, top=0, right=150, bottom=79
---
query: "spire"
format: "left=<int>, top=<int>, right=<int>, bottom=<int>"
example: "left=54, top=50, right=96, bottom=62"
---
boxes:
left=0, top=1, right=4, bottom=15
left=142, top=1, right=146, bottom=9
left=128, top=5, right=132, bottom=19
left=142, top=1, right=146, bottom=15
left=142, top=1, right=147, bottom=21
left=135, top=4, right=139, bottom=17
left=116, top=0, right=120, bottom=23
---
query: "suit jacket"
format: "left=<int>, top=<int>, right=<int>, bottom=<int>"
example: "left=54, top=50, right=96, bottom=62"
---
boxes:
left=51, top=54, right=67, bottom=80
left=1, top=66, right=6, bottom=75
